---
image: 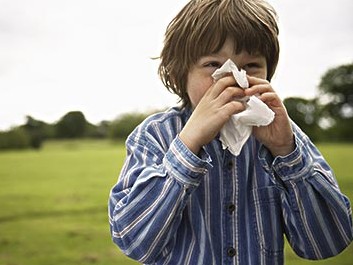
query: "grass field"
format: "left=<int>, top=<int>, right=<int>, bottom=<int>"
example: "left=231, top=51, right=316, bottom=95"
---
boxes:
left=0, top=140, right=352, bottom=265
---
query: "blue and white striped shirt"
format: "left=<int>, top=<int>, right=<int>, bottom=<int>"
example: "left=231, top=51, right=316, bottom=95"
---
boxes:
left=108, top=106, right=353, bottom=265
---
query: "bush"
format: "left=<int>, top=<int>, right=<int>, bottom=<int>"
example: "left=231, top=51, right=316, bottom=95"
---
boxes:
left=109, top=113, right=148, bottom=140
left=55, top=111, right=87, bottom=138
left=0, top=128, right=30, bottom=150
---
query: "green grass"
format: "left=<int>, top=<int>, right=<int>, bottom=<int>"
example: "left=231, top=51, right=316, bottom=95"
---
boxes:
left=0, top=140, right=352, bottom=265
left=0, top=140, right=138, bottom=265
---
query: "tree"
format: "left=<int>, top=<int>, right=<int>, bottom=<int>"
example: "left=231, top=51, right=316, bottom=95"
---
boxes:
left=55, top=111, right=87, bottom=138
left=318, top=63, right=353, bottom=141
left=21, top=116, right=53, bottom=149
left=283, top=97, right=321, bottom=141
left=109, top=113, right=148, bottom=140
left=0, top=128, right=30, bottom=150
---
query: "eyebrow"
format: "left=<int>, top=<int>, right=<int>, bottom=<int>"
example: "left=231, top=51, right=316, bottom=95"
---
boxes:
left=197, top=55, right=225, bottom=65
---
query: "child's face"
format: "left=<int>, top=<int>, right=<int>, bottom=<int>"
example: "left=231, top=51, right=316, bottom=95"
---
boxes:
left=186, top=38, right=268, bottom=109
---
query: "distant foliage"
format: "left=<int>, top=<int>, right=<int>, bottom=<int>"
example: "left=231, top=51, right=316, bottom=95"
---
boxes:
left=284, top=63, right=353, bottom=142
left=55, top=111, right=87, bottom=138
left=0, top=128, right=30, bottom=150
left=109, top=113, right=148, bottom=140
left=0, top=110, right=153, bottom=150
left=21, top=116, right=54, bottom=149
left=318, top=63, right=353, bottom=141
left=283, top=97, right=322, bottom=142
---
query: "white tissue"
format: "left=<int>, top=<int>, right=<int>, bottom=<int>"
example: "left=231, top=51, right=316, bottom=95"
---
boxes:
left=211, top=59, right=275, bottom=156
left=212, top=59, right=249, bottom=88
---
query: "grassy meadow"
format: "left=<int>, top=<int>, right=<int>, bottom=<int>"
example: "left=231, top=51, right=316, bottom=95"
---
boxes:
left=0, top=140, right=352, bottom=265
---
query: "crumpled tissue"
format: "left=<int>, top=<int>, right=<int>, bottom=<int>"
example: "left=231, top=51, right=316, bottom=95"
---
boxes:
left=211, top=59, right=275, bottom=156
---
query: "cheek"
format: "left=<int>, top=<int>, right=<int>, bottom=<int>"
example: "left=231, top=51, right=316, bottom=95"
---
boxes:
left=247, top=69, right=267, bottom=80
left=258, top=68, right=267, bottom=80
left=187, top=77, right=213, bottom=108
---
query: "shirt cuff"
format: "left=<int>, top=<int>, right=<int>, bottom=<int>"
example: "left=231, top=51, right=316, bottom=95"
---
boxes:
left=164, top=136, right=212, bottom=188
left=259, top=135, right=313, bottom=182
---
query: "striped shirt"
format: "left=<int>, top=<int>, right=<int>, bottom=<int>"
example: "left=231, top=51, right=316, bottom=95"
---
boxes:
left=108, top=106, right=353, bottom=265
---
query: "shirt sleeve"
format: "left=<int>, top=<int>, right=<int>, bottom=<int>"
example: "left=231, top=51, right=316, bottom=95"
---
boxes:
left=108, top=134, right=211, bottom=263
left=259, top=124, right=353, bottom=259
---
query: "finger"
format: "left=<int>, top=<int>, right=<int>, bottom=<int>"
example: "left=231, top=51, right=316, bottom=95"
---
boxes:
left=209, top=75, right=238, bottom=98
left=218, top=86, right=246, bottom=105
left=247, top=75, right=270, bottom=86
left=221, top=100, right=247, bottom=116
left=257, top=92, right=284, bottom=108
left=245, top=83, right=273, bottom=97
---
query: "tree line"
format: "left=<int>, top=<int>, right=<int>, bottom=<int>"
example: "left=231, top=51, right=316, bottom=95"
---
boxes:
left=0, top=63, right=352, bottom=150
left=0, top=110, right=151, bottom=150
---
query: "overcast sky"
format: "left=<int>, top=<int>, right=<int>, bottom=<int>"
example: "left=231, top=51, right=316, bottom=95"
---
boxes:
left=0, top=0, right=352, bottom=130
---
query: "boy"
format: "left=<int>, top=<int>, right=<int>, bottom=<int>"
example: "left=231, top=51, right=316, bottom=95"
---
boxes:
left=108, top=0, right=353, bottom=264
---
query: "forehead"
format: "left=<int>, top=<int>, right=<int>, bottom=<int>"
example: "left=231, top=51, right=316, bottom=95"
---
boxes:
left=200, top=37, right=265, bottom=60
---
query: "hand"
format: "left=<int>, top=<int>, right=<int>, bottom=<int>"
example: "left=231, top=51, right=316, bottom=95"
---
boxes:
left=244, top=76, right=295, bottom=157
left=179, top=76, right=246, bottom=154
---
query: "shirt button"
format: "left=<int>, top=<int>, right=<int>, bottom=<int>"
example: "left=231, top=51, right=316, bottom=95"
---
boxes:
left=227, top=247, right=236, bottom=257
left=227, top=161, right=233, bottom=170
left=227, top=203, right=236, bottom=214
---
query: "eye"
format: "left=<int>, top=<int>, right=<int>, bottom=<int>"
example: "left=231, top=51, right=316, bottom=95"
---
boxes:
left=243, top=62, right=267, bottom=75
left=243, top=60, right=267, bottom=78
left=204, top=61, right=222, bottom=69
left=244, top=63, right=261, bottom=70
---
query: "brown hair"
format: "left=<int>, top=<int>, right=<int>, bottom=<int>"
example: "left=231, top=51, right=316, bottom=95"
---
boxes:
left=158, top=0, right=280, bottom=107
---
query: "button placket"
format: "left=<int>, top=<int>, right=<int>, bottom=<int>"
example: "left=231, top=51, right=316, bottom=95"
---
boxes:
left=222, top=153, right=238, bottom=262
